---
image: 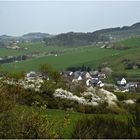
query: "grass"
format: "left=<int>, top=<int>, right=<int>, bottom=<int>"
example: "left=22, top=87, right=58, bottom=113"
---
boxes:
left=124, top=69, right=140, bottom=77
left=114, top=92, right=140, bottom=101
left=1, top=37, right=140, bottom=78
left=115, top=36, right=140, bottom=48
left=16, top=105, right=131, bottom=138
left=16, top=105, right=85, bottom=138
left=0, top=42, right=85, bottom=57
left=0, top=48, right=26, bottom=57
left=2, top=47, right=119, bottom=72
left=2, top=46, right=140, bottom=78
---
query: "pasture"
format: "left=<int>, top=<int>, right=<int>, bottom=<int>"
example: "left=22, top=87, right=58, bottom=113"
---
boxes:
left=2, top=47, right=119, bottom=72
left=115, top=36, right=140, bottom=47
left=16, top=105, right=130, bottom=138
left=1, top=37, right=140, bottom=78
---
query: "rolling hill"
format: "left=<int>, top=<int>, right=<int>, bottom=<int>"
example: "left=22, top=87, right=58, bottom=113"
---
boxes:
left=1, top=37, right=140, bottom=78
left=93, top=22, right=140, bottom=40
left=1, top=22, right=140, bottom=48
left=21, top=32, right=53, bottom=42
left=43, top=22, right=140, bottom=46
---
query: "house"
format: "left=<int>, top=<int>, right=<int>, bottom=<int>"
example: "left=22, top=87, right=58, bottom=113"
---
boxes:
left=98, top=73, right=106, bottom=79
left=86, top=78, right=104, bottom=87
left=89, top=70, right=99, bottom=76
left=77, top=75, right=82, bottom=81
left=117, top=78, right=127, bottom=86
left=81, top=71, right=91, bottom=80
left=69, top=71, right=73, bottom=76
left=84, top=71, right=91, bottom=79
left=26, top=71, right=36, bottom=78
left=73, top=71, right=82, bottom=80
left=61, top=71, right=73, bottom=77
left=127, top=82, right=138, bottom=88
left=126, top=82, right=139, bottom=92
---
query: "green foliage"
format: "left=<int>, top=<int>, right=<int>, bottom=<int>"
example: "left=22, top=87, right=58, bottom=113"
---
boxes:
left=39, top=63, right=54, bottom=76
left=44, top=32, right=108, bottom=46
left=0, top=85, right=15, bottom=113
left=135, top=97, right=140, bottom=127
left=103, top=85, right=115, bottom=92
left=40, top=80, right=56, bottom=97
left=0, top=85, right=60, bottom=139
left=114, top=92, right=140, bottom=101
left=112, top=71, right=127, bottom=79
left=72, top=116, right=138, bottom=139
left=39, top=63, right=61, bottom=83
left=6, top=71, right=25, bottom=80
left=0, top=110, right=59, bottom=139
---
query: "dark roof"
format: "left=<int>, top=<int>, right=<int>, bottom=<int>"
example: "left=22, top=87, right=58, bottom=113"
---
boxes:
left=90, top=78, right=99, bottom=84
left=128, top=82, right=138, bottom=84
left=73, top=71, right=82, bottom=78
left=127, top=82, right=138, bottom=86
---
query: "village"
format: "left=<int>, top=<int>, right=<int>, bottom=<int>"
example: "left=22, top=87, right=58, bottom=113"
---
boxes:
left=2, top=67, right=139, bottom=94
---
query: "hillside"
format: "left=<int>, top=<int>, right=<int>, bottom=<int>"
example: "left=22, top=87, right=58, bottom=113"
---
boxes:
left=1, top=37, right=140, bottom=78
left=0, top=32, right=52, bottom=47
left=43, top=32, right=109, bottom=47
left=22, top=32, right=52, bottom=41
left=1, top=22, right=140, bottom=48
left=114, top=36, right=140, bottom=48
left=1, top=47, right=119, bottom=72
left=43, top=22, right=140, bottom=46
left=94, top=22, right=140, bottom=40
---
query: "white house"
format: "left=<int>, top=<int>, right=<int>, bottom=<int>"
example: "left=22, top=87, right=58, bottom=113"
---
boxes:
left=69, top=71, right=73, bottom=76
left=97, top=81, right=104, bottom=87
left=86, top=79, right=90, bottom=86
left=77, top=76, right=82, bottom=81
left=117, top=78, right=127, bottom=86
left=86, top=78, right=104, bottom=87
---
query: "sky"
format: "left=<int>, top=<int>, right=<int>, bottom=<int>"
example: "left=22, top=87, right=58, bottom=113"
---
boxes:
left=0, top=1, right=140, bottom=36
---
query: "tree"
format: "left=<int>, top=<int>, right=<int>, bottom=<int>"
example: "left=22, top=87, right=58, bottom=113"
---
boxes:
left=135, top=97, right=140, bottom=127
left=40, top=80, right=56, bottom=97
left=39, top=64, right=61, bottom=83
left=6, top=71, right=25, bottom=81
left=39, top=64, right=53, bottom=78
left=101, top=67, right=113, bottom=77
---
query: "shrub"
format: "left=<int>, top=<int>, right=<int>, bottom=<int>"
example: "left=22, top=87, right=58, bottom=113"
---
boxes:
left=72, top=116, right=138, bottom=139
left=0, top=88, right=60, bottom=139
left=114, top=92, right=140, bottom=101
left=40, top=80, right=56, bottom=97
left=103, top=85, right=115, bottom=92
left=0, top=110, right=60, bottom=139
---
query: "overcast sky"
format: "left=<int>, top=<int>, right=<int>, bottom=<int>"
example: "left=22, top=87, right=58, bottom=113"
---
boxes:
left=0, top=1, right=140, bottom=36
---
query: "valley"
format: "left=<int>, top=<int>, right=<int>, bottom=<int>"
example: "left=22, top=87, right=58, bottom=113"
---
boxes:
left=0, top=21, right=140, bottom=139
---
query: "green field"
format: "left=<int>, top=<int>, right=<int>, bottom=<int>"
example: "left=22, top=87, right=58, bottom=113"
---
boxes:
left=16, top=105, right=130, bottom=138
left=2, top=47, right=119, bottom=72
left=0, top=42, right=93, bottom=57
left=2, top=46, right=140, bottom=78
left=1, top=37, right=140, bottom=78
left=115, top=36, right=140, bottom=47
left=0, top=42, right=47, bottom=57
left=0, top=48, right=27, bottom=57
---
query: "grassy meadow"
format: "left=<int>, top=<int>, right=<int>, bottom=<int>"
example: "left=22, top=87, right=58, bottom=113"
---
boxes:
left=115, top=36, right=140, bottom=48
left=1, top=47, right=119, bottom=72
left=0, top=37, right=140, bottom=78
left=16, top=105, right=130, bottom=138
